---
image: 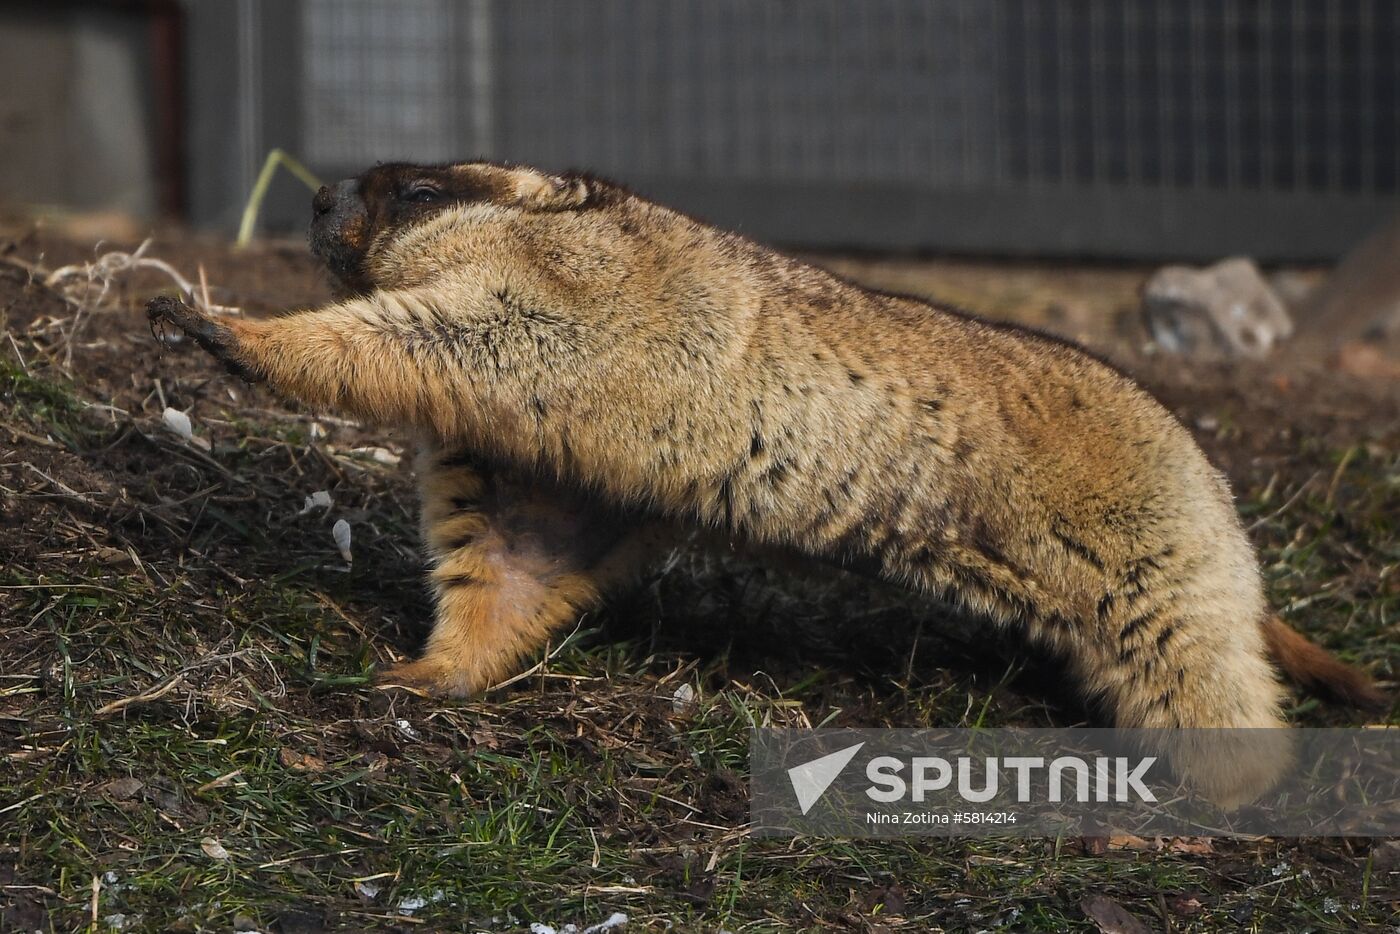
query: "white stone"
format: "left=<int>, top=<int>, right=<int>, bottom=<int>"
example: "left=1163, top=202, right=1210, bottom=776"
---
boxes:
left=332, top=519, right=352, bottom=562
left=1142, top=257, right=1293, bottom=359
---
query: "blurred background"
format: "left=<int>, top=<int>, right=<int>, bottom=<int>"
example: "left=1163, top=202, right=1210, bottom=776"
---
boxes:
left=6, top=0, right=1400, bottom=360
left=2, top=0, right=1397, bottom=262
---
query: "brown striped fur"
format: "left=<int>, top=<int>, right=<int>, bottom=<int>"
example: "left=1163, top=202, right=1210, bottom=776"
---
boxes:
left=148, top=160, right=1384, bottom=805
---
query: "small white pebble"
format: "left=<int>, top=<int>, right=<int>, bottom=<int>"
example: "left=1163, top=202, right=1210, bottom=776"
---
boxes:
left=583, top=913, right=628, bottom=933
left=162, top=407, right=192, bottom=441
left=200, top=837, right=230, bottom=860
left=299, top=490, right=334, bottom=515
left=354, top=880, right=381, bottom=900
left=672, top=683, right=697, bottom=714
left=396, top=896, right=427, bottom=915
left=332, top=519, right=352, bottom=562
left=396, top=890, right=447, bottom=916
left=160, top=406, right=210, bottom=450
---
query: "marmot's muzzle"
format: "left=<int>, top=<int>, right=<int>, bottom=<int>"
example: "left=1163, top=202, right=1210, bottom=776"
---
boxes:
left=308, top=179, right=371, bottom=292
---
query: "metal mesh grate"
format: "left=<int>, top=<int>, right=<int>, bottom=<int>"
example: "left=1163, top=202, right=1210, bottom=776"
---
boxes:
left=489, top=0, right=999, bottom=185
left=297, top=0, right=1398, bottom=195
left=474, top=0, right=1398, bottom=195
left=199, top=0, right=1400, bottom=256
left=997, top=0, right=1399, bottom=194
left=301, top=0, right=456, bottom=165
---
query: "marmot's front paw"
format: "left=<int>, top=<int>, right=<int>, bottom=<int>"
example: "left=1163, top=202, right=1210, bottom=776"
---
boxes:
left=146, top=296, right=264, bottom=383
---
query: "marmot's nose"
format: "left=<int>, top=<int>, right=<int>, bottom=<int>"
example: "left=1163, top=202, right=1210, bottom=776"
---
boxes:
left=312, top=186, right=334, bottom=217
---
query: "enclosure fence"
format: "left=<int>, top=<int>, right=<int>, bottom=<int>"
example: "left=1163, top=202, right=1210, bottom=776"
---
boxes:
left=189, top=0, right=1400, bottom=259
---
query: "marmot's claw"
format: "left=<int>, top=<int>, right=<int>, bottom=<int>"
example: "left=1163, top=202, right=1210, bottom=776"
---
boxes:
left=146, top=295, right=219, bottom=346
left=145, top=296, right=264, bottom=383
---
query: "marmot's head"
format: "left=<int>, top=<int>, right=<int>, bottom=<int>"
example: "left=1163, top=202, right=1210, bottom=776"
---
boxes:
left=309, top=160, right=604, bottom=294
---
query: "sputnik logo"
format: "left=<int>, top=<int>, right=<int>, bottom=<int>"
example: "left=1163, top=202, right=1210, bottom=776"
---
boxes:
left=787, top=742, right=865, bottom=815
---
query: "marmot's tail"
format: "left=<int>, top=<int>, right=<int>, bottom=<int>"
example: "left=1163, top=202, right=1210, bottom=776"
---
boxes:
left=1261, top=615, right=1388, bottom=711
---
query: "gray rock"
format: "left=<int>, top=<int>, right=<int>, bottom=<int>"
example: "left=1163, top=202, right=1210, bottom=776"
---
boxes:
left=1142, top=257, right=1293, bottom=359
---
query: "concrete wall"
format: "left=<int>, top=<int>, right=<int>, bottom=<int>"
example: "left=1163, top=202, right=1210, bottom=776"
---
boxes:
left=0, top=3, right=158, bottom=218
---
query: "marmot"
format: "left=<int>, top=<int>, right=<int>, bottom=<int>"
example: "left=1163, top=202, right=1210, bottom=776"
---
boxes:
left=148, top=160, right=1383, bottom=803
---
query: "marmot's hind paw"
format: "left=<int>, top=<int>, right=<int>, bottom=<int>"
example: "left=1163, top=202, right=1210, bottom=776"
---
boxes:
left=375, top=659, right=477, bottom=699
left=146, top=296, right=264, bottom=383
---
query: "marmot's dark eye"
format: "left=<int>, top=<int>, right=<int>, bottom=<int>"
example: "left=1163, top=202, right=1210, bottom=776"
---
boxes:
left=404, top=185, right=442, bottom=204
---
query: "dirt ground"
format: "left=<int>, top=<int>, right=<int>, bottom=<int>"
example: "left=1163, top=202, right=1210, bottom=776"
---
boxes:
left=1, top=221, right=1397, bottom=932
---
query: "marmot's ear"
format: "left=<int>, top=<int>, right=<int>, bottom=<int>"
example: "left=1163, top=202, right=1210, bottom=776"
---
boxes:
left=510, top=170, right=591, bottom=211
